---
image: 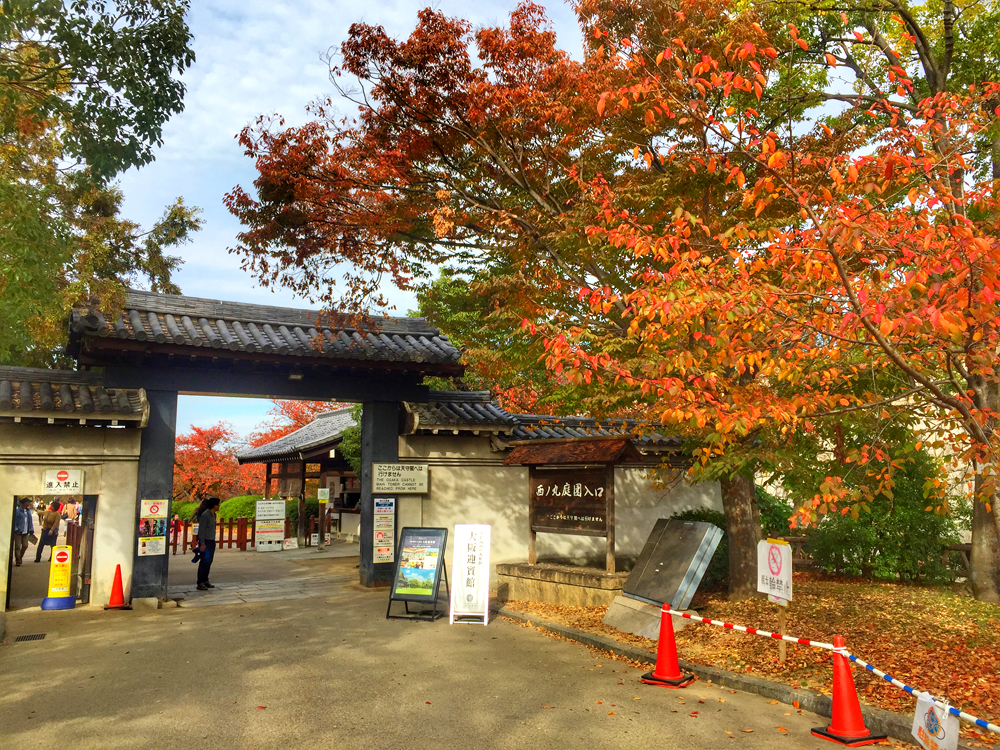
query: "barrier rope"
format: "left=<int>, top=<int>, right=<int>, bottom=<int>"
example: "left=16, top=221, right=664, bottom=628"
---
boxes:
left=661, top=605, right=1000, bottom=736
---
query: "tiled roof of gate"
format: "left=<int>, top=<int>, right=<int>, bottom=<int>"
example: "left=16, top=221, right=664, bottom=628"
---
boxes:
left=403, top=392, right=681, bottom=447
left=236, top=407, right=357, bottom=464
left=0, top=366, right=146, bottom=424
left=510, top=414, right=680, bottom=446
left=404, top=391, right=515, bottom=432
left=69, top=290, right=462, bottom=367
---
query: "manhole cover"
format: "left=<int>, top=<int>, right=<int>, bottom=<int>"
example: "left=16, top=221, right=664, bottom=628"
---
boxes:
left=14, top=633, right=46, bottom=642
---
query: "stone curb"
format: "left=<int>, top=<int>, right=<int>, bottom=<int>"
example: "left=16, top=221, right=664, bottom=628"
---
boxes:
left=495, top=605, right=978, bottom=749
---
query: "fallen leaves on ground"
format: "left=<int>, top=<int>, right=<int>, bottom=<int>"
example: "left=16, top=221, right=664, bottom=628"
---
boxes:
left=503, top=572, right=1000, bottom=743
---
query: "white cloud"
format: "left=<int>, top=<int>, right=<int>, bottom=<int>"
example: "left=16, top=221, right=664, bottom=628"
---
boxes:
left=119, top=0, right=582, bottom=431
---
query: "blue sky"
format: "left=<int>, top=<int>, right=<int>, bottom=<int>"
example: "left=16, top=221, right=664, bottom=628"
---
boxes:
left=117, top=0, right=581, bottom=436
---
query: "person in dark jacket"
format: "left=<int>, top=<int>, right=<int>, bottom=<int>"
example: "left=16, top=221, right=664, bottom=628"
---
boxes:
left=13, top=498, right=35, bottom=566
left=194, top=497, right=221, bottom=591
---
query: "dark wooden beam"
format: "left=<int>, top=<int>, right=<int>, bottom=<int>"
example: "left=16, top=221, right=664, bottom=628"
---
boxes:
left=132, top=389, right=177, bottom=600
left=102, top=365, right=429, bottom=402
left=359, top=401, right=399, bottom=587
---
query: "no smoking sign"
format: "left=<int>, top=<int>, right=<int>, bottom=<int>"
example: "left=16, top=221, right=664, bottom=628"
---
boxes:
left=757, top=539, right=792, bottom=600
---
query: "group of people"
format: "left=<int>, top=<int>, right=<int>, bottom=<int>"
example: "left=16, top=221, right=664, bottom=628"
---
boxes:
left=12, top=497, right=81, bottom=566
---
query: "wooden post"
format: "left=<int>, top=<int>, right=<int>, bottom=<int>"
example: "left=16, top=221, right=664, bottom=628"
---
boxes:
left=296, top=459, right=306, bottom=548
left=777, top=604, right=787, bottom=664
left=264, top=463, right=272, bottom=500
left=237, top=517, right=247, bottom=551
left=318, top=501, right=326, bottom=550
left=605, top=464, right=616, bottom=574
left=527, top=466, right=536, bottom=565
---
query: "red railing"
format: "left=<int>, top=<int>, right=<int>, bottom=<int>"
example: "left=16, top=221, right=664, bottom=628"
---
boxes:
left=169, top=516, right=339, bottom=553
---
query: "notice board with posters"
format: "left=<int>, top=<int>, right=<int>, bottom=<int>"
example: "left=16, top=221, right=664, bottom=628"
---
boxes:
left=137, top=499, right=168, bottom=557
left=387, top=527, right=449, bottom=621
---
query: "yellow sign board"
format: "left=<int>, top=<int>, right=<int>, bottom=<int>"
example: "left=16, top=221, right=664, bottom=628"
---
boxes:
left=47, top=545, right=72, bottom=597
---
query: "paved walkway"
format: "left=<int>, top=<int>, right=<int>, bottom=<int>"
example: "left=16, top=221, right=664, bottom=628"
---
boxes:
left=169, top=573, right=352, bottom=607
left=0, top=556, right=860, bottom=750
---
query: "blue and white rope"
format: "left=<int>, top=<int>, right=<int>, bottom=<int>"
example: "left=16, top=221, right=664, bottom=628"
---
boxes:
left=662, top=605, right=1000, bottom=735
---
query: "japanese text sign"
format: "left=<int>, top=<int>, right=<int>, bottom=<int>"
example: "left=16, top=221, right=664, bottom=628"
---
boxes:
left=373, top=463, right=428, bottom=494
left=43, top=469, right=83, bottom=495
left=756, top=539, right=792, bottom=601
left=529, top=469, right=608, bottom=534
left=450, top=524, right=491, bottom=625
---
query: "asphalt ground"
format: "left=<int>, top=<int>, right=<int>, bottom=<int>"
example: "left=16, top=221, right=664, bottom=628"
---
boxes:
left=1, top=555, right=853, bottom=750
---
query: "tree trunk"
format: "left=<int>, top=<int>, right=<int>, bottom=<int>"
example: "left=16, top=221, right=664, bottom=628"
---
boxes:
left=971, top=473, right=1000, bottom=602
left=720, top=472, right=762, bottom=600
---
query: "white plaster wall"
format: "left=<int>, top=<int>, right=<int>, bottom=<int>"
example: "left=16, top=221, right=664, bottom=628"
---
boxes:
left=398, top=434, right=723, bottom=575
left=0, top=425, right=141, bottom=611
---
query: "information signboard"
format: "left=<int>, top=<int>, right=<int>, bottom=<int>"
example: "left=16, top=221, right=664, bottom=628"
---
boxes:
left=374, top=496, right=396, bottom=563
left=137, top=499, right=167, bottom=556
left=450, top=524, right=490, bottom=625
left=757, top=539, right=792, bottom=601
left=373, top=463, right=429, bottom=494
left=43, top=469, right=84, bottom=495
left=529, top=468, right=608, bottom=535
left=387, top=527, right=449, bottom=621
left=255, top=499, right=285, bottom=552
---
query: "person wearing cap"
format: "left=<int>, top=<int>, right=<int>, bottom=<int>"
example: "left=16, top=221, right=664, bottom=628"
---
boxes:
left=12, top=498, right=35, bottom=566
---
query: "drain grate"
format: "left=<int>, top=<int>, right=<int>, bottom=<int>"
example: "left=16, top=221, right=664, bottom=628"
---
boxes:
left=14, top=633, right=46, bottom=643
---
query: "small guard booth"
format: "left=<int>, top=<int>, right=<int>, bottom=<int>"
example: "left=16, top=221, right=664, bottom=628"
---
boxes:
left=496, top=438, right=643, bottom=606
left=0, top=367, right=148, bottom=636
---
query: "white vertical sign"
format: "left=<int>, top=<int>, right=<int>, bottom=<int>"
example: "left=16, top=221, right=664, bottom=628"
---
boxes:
left=757, top=539, right=792, bottom=601
left=373, top=496, right=395, bottom=563
left=450, top=524, right=491, bottom=625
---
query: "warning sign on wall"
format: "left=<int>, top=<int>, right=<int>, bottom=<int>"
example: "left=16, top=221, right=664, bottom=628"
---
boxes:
left=138, top=499, right=168, bottom=556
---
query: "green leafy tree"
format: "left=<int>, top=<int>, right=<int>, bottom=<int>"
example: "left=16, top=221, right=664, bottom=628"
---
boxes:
left=0, top=0, right=199, bottom=365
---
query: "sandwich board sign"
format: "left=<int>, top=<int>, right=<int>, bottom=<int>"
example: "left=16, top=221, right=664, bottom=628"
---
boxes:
left=450, top=524, right=490, bottom=625
left=386, top=527, right=448, bottom=621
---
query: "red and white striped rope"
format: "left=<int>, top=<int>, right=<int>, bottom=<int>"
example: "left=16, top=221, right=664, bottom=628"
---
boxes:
left=660, top=605, right=1000, bottom=736
left=664, top=606, right=836, bottom=651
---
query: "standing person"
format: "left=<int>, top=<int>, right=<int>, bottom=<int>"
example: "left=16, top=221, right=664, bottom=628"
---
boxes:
left=65, top=499, right=79, bottom=524
left=12, top=498, right=36, bottom=566
left=194, top=497, right=221, bottom=591
left=170, top=513, right=181, bottom=555
left=35, top=502, right=62, bottom=562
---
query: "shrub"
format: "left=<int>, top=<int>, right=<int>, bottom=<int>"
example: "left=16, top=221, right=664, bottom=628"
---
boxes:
left=173, top=501, right=198, bottom=521
left=758, top=488, right=795, bottom=537
left=285, top=497, right=321, bottom=527
left=218, top=495, right=262, bottom=520
left=806, top=451, right=961, bottom=583
left=669, top=507, right=729, bottom=591
left=669, top=489, right=793, bottom=592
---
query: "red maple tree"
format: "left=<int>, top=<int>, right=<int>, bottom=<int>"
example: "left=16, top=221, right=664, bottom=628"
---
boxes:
left=173, top=423, right=263, bottom=502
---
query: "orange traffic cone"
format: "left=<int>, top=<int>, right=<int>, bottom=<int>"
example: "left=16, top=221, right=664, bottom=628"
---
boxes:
left=103, top=564, right=131, bottom=610
left=641, top=603, right=695, bottom=688
left=812, top=635, right=887, bottom=746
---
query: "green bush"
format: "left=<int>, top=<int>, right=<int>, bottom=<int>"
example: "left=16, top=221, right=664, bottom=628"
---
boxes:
left=669, top=489, right=793, bottom=592
left=669, top=508, right=729, bottom=591
left=285, top=497, right=321, bottom=527
left=806, top=451, right=961, bottom=582
left=758, top=488, right=795, bottom=537
left=173, top=501, right=198, bottom=521
left=217, top=495, right=263, bottom=520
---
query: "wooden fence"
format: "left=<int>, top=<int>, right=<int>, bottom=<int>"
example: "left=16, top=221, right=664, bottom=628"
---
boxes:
left=169, top=515, right=339, bottom=554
